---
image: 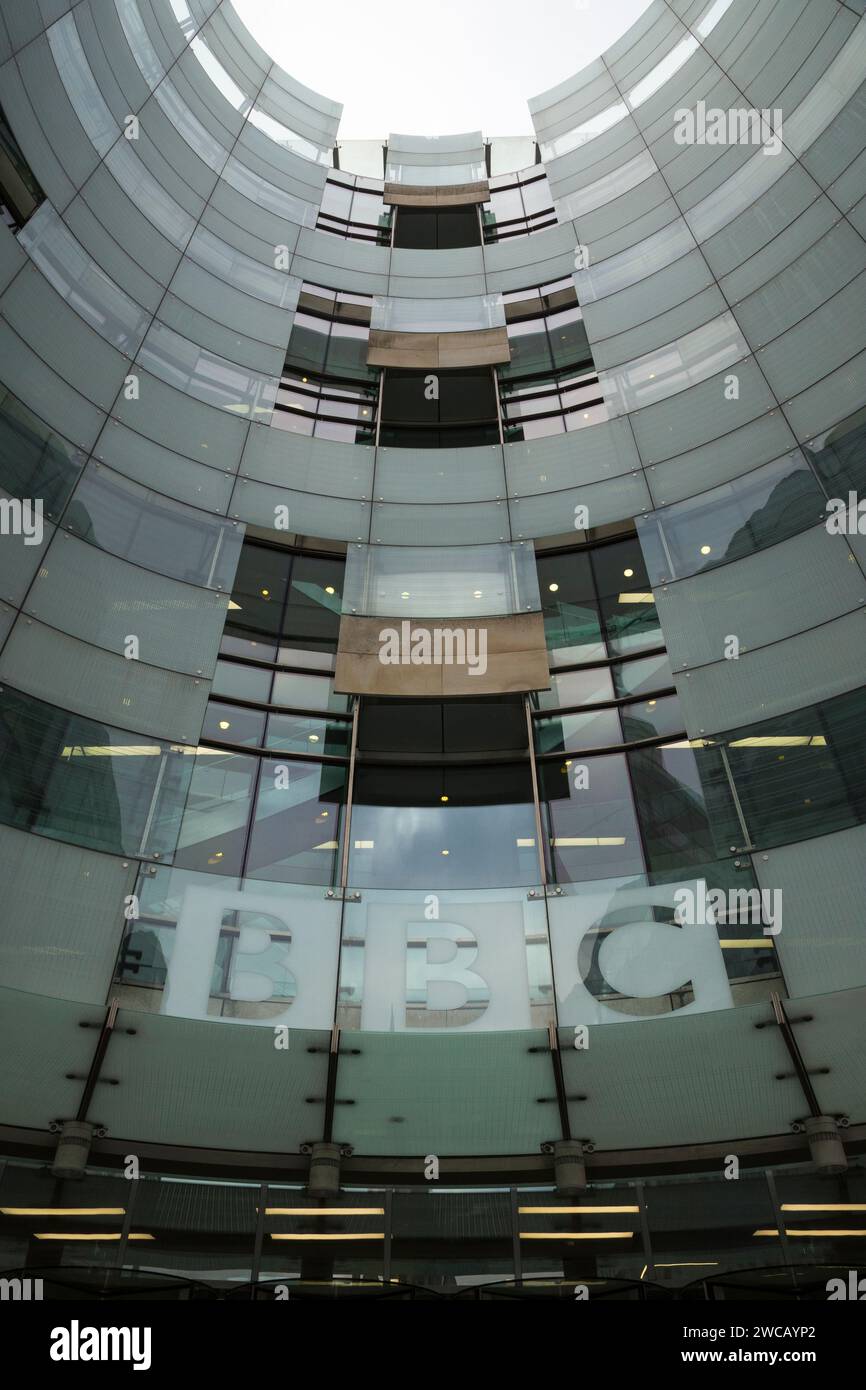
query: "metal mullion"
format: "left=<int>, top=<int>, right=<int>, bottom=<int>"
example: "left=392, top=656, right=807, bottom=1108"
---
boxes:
left=534, top=729, right=688, bottom=762
left=524, top=695, right=548, bottom=888
left=114, top=1173, right=139, bottom=1273
left=531, top=684, right=678, bottom=718
left=250, top=1181, right=267, bottom=1292
left=338, top=699, right=361, bottom=894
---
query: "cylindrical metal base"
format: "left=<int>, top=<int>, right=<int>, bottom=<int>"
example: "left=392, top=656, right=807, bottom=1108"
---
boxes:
left=805, top=1115, right=847, bottom=1175
left=553, top=1139, right=587, bottom=1195
left=307, top=1141, right=342, bottom=1196
left=51, top=1120, right=94, bottom=1180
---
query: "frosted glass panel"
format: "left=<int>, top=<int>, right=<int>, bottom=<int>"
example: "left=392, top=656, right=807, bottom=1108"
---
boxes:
left=70, top=462, right=244, bottom=589
left=686, top=147, right=795, bottom=242
left=541, top=103, right=629, bottom=160
left=374, top=445, right=505, bottom=504
left=27, top=531, right=229, bottom=676
left=574, top=217, right=694, bottom=303
left=47, top=12, right=120, bottom=154
left=372, top=294, right=505, bottom=333
left=654, top=524, right=866, bottom=671
left=18, top=202, right=151, bottom=356
left=138, top=321, right=279, bottom=417
left=555, top=151, right=657, bottom=220
left=599, top=313, right=749, bottom=415
left=185, top=224, right=301, bottom=306
left=115, top=0, right=166, bottom=88
left=153, top=75, right=229, bottom=170
left=0, top=824, right=132, bottom=1002
left=627, top=36, right=699, bottom=108
left=342, top=542, right=541, bottom=619
left=221, top=156, right=317, bottom=226
left=106, top=141, right=196, bottom=247
left=0, top=619, right=209, bottom=743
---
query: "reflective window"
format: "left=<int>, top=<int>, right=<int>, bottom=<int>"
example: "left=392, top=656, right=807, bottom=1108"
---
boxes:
left=246, top=757, right=346, bottom=885
left=349, top=762, right=538, bottom=889
left=637, top=453, right=825, bottom=584
left=539, top=754, right=645, bottom=884
left=0, top=101, right=45, bottom=231
left=0, top=686, right=191, bottom=857
left=482, top=167, right=556, bottom=243
left=0, top=387, right=83, bottom=516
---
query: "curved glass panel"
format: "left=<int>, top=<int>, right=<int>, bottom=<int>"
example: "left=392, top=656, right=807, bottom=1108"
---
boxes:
left=343, top=542, right=541, bottom=620
left=0, top=685, right=192, bottom=857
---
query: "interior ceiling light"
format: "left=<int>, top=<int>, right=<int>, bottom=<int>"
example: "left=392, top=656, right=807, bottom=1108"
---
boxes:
left=548, top=582, right=559, bottom=592
left=218, top=720, right=230, bottom=730
left=781, top=1204, right=866, bottom=1212
left=440, top=795, right=449, bottom=803
left=1, top=1208, right=125, bottom=1216
left=401, top=591, right=410, bottom=599
left=700, top=545, right=712, bottom=555
left=35, top=1232, right=153, bottom=1241
left=261, top=588, right=269, bottom=596
left=325, top=586, right=335, bottom=595
left=553, top=837, right=626, bottom=847
left=308, top=734, right=320, bottom=742
left=623, top=568, right=634, bottom=577
left=228, top=600, right=242, bottom=610
left=754, top=1228, right=866, bottom=1237
left=618, top=592, right=655, bottom=604
left=441, top=849, right=450, bottom=856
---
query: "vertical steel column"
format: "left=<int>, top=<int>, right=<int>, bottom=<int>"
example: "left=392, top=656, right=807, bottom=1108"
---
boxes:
left=250, top=1181, right=267, bottom=1294
left=635, top=1180, right=655, bottom=1292
left=114, top=1174, right=139, bottom=1272
left=338, top=700, right=360, bottom=895
left=383, top=1188, right=393, bottom=1284
left=765, top=1168, right=793, bottom=1272
left=510, top=1187, right=523, bottom=1285
left=524, top=695, right=548, bottom=888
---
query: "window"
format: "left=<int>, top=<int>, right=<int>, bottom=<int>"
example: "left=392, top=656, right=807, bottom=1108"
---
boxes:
left=379, top=367, right=499, bottom=448
left=393, top=205, right=481, bottom=250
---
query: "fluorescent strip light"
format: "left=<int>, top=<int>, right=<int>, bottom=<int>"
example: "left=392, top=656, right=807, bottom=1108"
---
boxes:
left=264, top=1208, right=384, bottom=1217
left=618, top=592, right=655, bottom=604
left=270, top=1233, right=384, bottom=1241
left=552, top=837, right=626, bottom=847
left=729, top=736, right=826, bottom=748
left=1, top=1207, right=125, bottom=1216
left=754, top=1228, right=866, bottom=1237
left=518, top=1205, right=639, bottom=1214
left=519, top=1232, right=635, bottom=1240
left=781, top=1204, right=866, bottom=1213
left=34, top=1233, right=153, bottom=1241
left=719, top=940, right=775, bottom=949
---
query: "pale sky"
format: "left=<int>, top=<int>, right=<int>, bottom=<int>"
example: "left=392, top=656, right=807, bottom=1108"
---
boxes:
left=232, top=0, right=654, bottom=138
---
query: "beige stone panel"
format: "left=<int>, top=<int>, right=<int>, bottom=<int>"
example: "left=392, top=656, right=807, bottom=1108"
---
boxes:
left=383, top=181, right=489, bottom=206
left=367, top=327, right=510, bottom=370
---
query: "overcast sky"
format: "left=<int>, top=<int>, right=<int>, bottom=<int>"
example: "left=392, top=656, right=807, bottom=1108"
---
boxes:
left=232, top=0, right=654, bottom=138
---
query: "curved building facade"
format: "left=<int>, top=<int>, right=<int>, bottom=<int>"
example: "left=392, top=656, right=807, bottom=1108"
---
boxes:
left=0, top=0, right=865, bottom=1300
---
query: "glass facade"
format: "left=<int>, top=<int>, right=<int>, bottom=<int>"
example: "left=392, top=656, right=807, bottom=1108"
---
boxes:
left=0, top=0, right=865, bottom=1306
